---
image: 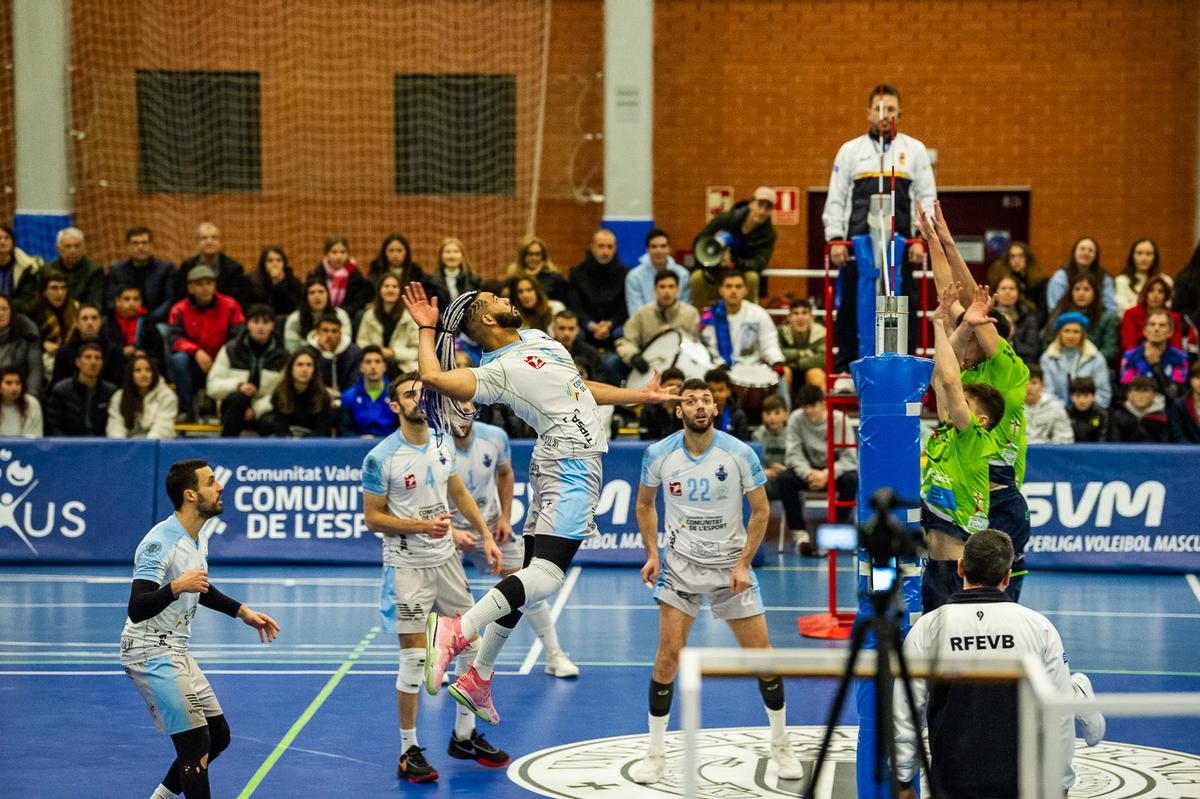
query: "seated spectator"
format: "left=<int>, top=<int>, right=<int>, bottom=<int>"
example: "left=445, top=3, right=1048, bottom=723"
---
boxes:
left=625, top=228, right=691, bottom=316
left=44, top=342, right=116, bottom=436
left=991, top=275, right=1041, bottom=364
left=1038, top=312, right=1112, bottom=408
left=987, top=240, right=1046, bottom=314
left=106, top=353, right=177, bottom=439
left=574, top=357, right=615, bottom=435
left=428, top=237, right=482, bottom=303
left=355, top=274, right=418, bottom=374
left=751, top=394, right=789, bottom=497
left=32, top=270, right=78, bottom=378
left=1067, top=377, right=1108, bottom=443
left=701, top=271, right=790, bottom=405
left=1043, top=271, right=1119, bottom=362
left=206, top=304, right=288, bottom=438
left=101, top=284, right=165, bottom=377
left=550, top=310, right=602, bottom=382
left=509, top=275, right=563, bottom=333
left=246, top=246, right=303, bottom=319
left=0, top=367, right=42, bottom=438
left=167, top=266, right=246, bottom=420
left=1044, top=236, right=1116, bottom=314
left=777, top=298, right=826, bottom=390
left=260, top=349, right=334, bottom=437
left=1120, top=275, right=1182, bottom=353
left=42, top=226, right=104, bottom=308
left=308, top=235, right=372, bottom=320
left=174, top=222, right=249, bottom=308
left=52, top=303, right=121, bottom=387
left=506, top=235, right=568, bottom=304
left=0, top=222, right=42, bottom=315
left=311, top=312, right=363, bottom=398
left=1167, top=363, right=1200, bottom=444
left=1114, top=238, right=1169, bottom=314
left=615, top=271, right=700, bottom=372
left=691, top=186, right=776, bottom=307
left=105, top=226, right=175, bottom=323
left=1024, top=365, right=1073, bottom=444
left=705, top=367, right=749, bottom=440
left=1109, top=375, right=1168, bottom=443
left=1119, top=309, right=1189, bottom=401
left=638, top=366, right=685, bottom=440
left=285, top=280, right=352, bottom=352
left=338, top=345, right=397, bottom=438
left=568, top=229, right=628, bottom=383
left=0, top=294, right=43, bottom=396
left=777, top=384, right=858, bottom=540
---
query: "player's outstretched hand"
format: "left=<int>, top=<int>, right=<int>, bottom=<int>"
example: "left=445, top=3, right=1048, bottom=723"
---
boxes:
left=422, top=513, right=453, bottom=538
left=933, top=282, right=960, bottom=325
left=483, top=538, right=504, bottom=576
left=402, top=281, right=440, bottom=329
left=640, top=554, right=660, bottom=588
left=451, top=527, right=479, bottom=552
left=640, top=370, right=680, bottom=404
left=238, top=606, right=280, bottom=643
left=729, top=564, right=752, bottom=595
left=964, top=284, right=994, bottom=327
left=172, top=568, right=209, bottom=596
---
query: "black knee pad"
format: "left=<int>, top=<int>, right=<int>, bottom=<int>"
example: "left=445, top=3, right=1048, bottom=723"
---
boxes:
left=532, top=534, right=582, bottom=572
left=206, top=714, right=231, bottom=759
left=757, top=676, right=785, bottom=711
left=171, top=725, right=213, bottom=797
left=496, top=608, right=524, bottom=629
left=495, top=573, right=527, bottom=610
left=522, top=534, right=536, bottom=569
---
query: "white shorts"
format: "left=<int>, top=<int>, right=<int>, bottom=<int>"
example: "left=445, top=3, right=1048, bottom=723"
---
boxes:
left=467, top=530, right=527, bottom=575
left=124, top=652, right=222, bottom=735
left=524, top=456, right=602, bottom=540
left=381, top=557, right=475, bottom=634
left=654, top=549, right=765, bottom=620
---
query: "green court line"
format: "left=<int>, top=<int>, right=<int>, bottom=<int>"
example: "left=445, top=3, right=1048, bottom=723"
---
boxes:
left=235, top=626, right=379, bottom=799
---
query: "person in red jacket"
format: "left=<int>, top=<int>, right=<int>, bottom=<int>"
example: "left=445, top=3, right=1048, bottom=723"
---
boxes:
left=1119, top=275, right=1183, bottom=353
left=168, top=265, right=245, bottom=420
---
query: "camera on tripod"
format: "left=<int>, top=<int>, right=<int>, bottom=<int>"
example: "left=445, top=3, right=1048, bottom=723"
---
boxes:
left=816, top=488, right=925, bottom=595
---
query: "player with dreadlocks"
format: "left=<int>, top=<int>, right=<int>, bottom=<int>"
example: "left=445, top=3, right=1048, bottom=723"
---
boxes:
left=402, top=282, right=675, bottom=724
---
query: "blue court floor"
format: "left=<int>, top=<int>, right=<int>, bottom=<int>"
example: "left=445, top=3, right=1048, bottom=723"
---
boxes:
left=1, top=555, right=1198, bottom=798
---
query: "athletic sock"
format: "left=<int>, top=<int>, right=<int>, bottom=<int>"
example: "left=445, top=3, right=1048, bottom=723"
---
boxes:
left=524, top=599, right=560, bottom=652
left=401, top=727, right=418, bottom=752
left=461, top=587, right=513, bottom=640
left=150, top=786, right=179, bottom=799
left=454, top=704, right=476, bottom=740
left=765, top=705, right=788, bottom=740
left=648, top=713, right=669, bottom=753
left=473, top=622, right=513, bottom=680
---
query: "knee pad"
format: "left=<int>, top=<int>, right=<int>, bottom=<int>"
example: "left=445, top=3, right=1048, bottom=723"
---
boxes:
left=495, top=607, right=523, bottom=629
left=514, top=558, right=565, bottom=605
left=396, top=648, right=425, bottom=694
left=206, top=714, right=231, bottom=758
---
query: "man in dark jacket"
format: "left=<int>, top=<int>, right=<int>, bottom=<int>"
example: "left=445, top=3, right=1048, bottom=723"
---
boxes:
left=691, top=188, right=778, bottom=308
left=550, top=310, right=602, bottom=381
left=206, top=304, right=289, bottom=437
left=1167, top=363, right=1200, bottom=443
left=101, top=284, right=166, bottom=377
left=705, top=367, right=750, bottom=440
left=338, top=346, right=397, bottom=438
left=105, top=226, right=176, bottom=323
left=42, top=227, right=105, bottom=308
left=53, top=304, right=124, bottom=387
left=568, top=229, right=629, bottom=384
left=174, top=222, right=249, bottom=309
left=45, top=342, right=117, bottom=436
left=311, top=313, right=363, bottom=397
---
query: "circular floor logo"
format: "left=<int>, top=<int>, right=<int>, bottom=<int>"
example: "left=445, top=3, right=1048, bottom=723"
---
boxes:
left=508, top=726, right=1200, bottom=799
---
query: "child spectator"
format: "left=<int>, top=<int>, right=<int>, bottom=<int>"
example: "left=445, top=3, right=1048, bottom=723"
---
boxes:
left=206, top=304, right=289, bottom=438
left=752, top=394, right=789, bottom=493
left=355, top=274, right=418, bottom=374
left=1119, top=309, right=1189, bottom=401
left=0, top=367, right=42, bottom=438
left=167, top=266, right=246, bottom=421
left=1167, top=363, right=1200, bottom=444
left=106, top=353, right=177, bottom=439
left=1067, top=377, right=1107, bottom=443
left=1024, top=365, right=1073, bottom=444
left=101, top=284, right=165, bottom=376
left=1038, top=312, right=1111, bottom=408
left=705, top=367, right=750, bottom=440
left=338, top=346, right=397, bottom=438
left=261, top=349, right=334, bottom=437
left=284, top=279, right=352, bottom=352
left=246, top=246, right=304, bottom=319
left=310, top=312, right=363, bottom=398
left=44, top=342, right=116, bottom=436
left=1109, top=375, right=1168, bottom=443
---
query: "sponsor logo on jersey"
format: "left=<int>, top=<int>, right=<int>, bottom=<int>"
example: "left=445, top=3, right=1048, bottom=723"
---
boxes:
left=404, top=473, right=417, bottom=489
left=525, top=355, right=545, bottom=369
left=482, top=454, right=492, bottom=468
left=715, top=465, right=728, bottom=482
left=669, top=482, right=682, bottom=497
left=508, top=726, right=1200, bottom=799
left=438, top=451, right=447, bottom=465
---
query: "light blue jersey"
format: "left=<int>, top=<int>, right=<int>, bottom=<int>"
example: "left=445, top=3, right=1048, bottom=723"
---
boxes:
left=451, top=421, right=511, bottom=528
left=641, top=430, right=766, bottom=567
left=120, top=515, right=207, bottom=665
left=362, top=429, right=458, bottom=567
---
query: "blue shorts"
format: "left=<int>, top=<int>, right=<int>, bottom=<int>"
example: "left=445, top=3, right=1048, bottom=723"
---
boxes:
left=988, top=485, right=1031, bottom=571
left=523, top=456, right=602, bottom=540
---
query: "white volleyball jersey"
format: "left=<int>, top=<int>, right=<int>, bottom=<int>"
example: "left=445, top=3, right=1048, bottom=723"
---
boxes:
left=471, top=328, right=608, bottom=461
left=362, top=428, right=457, bottom=568
left=451, top=421, right=511, bottom=528
left=640, top=430, right=766, bottom=567
left=120, top=515, right=208, bottom=665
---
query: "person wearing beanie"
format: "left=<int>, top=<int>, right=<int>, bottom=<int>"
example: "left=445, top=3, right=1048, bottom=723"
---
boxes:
left=1039, top=311, right=1112, bottom=408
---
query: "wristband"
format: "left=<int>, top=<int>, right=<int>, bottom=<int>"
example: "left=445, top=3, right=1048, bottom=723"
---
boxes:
left=418, top=325, right=437, bottom=331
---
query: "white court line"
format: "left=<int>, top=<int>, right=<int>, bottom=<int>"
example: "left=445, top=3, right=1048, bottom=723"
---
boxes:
left=0, top=668, right=528, bottom=677
left=1187, top=574, right=1200, bottom=605
left=518, top=565, right=582, bottom=675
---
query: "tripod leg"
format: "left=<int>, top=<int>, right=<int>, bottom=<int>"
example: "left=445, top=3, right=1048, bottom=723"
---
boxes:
left=804, top=619, right=869, bottom=799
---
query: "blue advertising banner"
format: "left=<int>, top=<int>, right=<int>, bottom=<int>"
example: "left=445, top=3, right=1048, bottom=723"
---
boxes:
left=0, top=439, right=159, bottom=561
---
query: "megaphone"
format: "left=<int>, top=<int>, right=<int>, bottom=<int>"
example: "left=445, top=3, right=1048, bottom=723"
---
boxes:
left=692, top=230, right=732, bottom=269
